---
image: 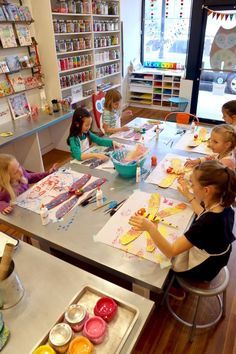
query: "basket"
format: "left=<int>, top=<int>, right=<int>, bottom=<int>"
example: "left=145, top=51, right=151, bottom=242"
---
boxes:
left=110, top=149, right=146, bottom=178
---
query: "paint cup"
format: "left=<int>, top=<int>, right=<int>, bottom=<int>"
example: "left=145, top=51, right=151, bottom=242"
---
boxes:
left=151, top=156, right=157, bottom=167
left=0, top=260, right=24, bottom=309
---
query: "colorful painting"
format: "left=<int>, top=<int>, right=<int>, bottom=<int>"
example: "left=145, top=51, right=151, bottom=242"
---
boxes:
left=110, top=123, right=156, bottom=144
left=174, top=128, right=212, bottom=155
left=145, top=153, right=192, bottom=190
left=95, top=191, right=194, bottom=267
left=16, top=169, right=99, bottom=221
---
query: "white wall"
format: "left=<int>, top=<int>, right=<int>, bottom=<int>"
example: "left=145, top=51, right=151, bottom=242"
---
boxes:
left=120, top=0, right=142, bottom=106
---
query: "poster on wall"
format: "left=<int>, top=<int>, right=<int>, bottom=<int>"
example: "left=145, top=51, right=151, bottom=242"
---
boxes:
left=8, top=92, right=31, bottom=120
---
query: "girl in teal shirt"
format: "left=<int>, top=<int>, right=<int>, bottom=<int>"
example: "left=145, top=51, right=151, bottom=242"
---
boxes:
left=67, top=107, right=113, bottom=161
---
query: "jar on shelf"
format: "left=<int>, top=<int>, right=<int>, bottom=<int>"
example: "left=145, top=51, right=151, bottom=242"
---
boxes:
left=114, top=19, right=119, bottom=30
left=68, top=0, right=76, bottom=13
left=85, top=37, right=91, bottom=48
left=80, top=55, right=85, bottom=66
left=59, top=1, right=68, bottom=13
left=73, top=38, right=79, bottom=51
left=59, top=20, right=67, bottom=33
left=89, top=70, right=93, bottom=80
left=75, top=0, right=83, bottom=13
left=85, top=20, right=91, bottom=32
left=79, top=20, right=85, bottom=32
left=66, top=20, right=74, bottom=33
left=53, top=20, right=60, bottom=33
left=83, top=1, right=90, bottom=14
left=73, top=56, right=77, bottom=68
left=58, top=40, right=67, bottom=52
left=88, top=54, right=93, bottom=64
left=66, top=39, right=73, bottom=52
left=73, top=20, right=79, bottom=33
left=110, top=21, right=115, bottom=31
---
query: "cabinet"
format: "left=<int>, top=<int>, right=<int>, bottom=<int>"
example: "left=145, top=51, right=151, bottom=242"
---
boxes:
left=31, top=0, right=121, bottom=109
left=128, top=70, right=184, bottom=110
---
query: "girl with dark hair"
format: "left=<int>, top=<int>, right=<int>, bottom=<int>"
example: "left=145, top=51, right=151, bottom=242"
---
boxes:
left=129, top=160, right=236, bottom=283
left=67, top=107, right=113, bottom=161
left=222, top=100, right=236, bottom=125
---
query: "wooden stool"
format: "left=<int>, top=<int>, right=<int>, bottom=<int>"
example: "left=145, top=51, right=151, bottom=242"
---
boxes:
left=165, top=267, right=229, bottom=341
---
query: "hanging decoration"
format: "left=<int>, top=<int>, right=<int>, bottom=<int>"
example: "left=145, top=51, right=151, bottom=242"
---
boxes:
left=203, top=6, right=236, bottom=21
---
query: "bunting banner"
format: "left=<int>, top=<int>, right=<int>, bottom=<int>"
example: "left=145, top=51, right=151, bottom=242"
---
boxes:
left=203, top=5, right=236, bottom=21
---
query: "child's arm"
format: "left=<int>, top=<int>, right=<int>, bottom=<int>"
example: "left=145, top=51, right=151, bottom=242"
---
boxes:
left=177, top=177, right=204, bottom=215
left=70, top=135, right=109, bottom=161
left=101, top=109, right=129, bottom=134
left=185, top=155, right=214, bottom=168
left=24, top=169, right=50, bottom=184
left=129, top=215, right=193, bottom=258
left=102, top=123, right=129, bottom=134
left=89, top=131, right=113, bottom=147
left=0, top=201, right=13, bottom=214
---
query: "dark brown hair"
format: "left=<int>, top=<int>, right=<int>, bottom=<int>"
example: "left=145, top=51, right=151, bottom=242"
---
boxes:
left=195, top=160, right=236, bottom=207
left=222, top=100, right=236, bottom=116
left=67, top=107, right=92, bottom=145
left=104, top=89, right=122, bottom=111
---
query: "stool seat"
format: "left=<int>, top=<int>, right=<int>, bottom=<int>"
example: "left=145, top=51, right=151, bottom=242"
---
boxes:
left=168, top=97, right=189, bottom=112
left=165, top=267, right=229, bottom=341
left=176, top=267, right=229, bottom=296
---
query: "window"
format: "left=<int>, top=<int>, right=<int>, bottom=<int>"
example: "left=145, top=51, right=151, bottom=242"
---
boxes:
left=142, top=0, right=192, bottom=68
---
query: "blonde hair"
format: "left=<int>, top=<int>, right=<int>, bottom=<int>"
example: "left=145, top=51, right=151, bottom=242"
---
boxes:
left=212, top=124, right=236, bottom=152
left=0, top=154, right=17, bottom=201
left=104, top=89, right=122, bottom=111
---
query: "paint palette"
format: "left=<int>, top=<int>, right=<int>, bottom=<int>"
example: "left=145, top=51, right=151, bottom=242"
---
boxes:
left=31, top=286, right=139, bottom=354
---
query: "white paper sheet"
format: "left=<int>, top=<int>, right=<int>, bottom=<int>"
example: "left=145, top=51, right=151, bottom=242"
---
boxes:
left=174, top=130, right=212, bottom=155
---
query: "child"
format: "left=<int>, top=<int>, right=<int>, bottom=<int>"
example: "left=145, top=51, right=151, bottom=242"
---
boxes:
left=67, top=107, right=114, bottom=161
left=222, top=100, right=236, bottom=125
left=185, top=124, right=236, bottom=170
left=101, top=89, right=133, bottom=134
left=129, top=160, right=236, bottom=283
left=0, top=154, right=58, bottom=214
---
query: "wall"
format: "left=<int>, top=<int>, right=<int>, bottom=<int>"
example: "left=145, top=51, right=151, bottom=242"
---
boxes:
left=120, top=0, right=142, bottom=106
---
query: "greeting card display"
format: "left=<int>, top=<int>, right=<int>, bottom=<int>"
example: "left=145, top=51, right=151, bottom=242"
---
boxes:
left=8, top=93, right=31, bottom=120
left=0, top=102, right=12, bottom=124
left=5, top=4, right=20, bottom=21
left=0, top=7, right=6, bottom=21
left=15, top=24, right=32, bottom=46
left=5, top=55, right=21, bottom=72
left=0, top=61, right=9, bottom=73
left=0, top=76, right=14, bottom=96
left=0, top=24, right=17, bottom=48
left=9, top=74, right=25, bottom=92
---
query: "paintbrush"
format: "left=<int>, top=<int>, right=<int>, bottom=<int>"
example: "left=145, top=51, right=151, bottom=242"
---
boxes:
left=144, top=213, right=178, bottom=229
left=92, top=200, right=113, bottom=211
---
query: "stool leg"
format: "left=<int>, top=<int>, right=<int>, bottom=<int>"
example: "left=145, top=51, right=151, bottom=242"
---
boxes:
left=189, top=295, right=201, bottom=342
left=222, top=290, right=227, bottom=318
left=161, top=275, right=175, bottom=306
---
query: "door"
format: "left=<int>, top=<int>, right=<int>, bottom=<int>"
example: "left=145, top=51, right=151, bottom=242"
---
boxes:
left=196, top=7, right=236, bottom=122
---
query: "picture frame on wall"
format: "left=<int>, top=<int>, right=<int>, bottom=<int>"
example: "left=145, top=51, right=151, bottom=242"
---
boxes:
left=8, top=92, right=31, bottom=120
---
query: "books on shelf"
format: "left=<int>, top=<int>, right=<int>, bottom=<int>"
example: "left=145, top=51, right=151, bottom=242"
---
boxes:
left=0, top=23, right=17, bottom=48
left=0, top=75, right=14, bottom=96
left=0, top=7, right=6, bottom=21
left=18, top=6, right=32, bottom=21
left=8, top=74, right=25, bottom=92
left=24, top=75, right=43, bottom=90
left=15, top=24, right=32, bottom=46
left=0, top=60, right=9, bottom=73
left=5, top=55, right=21, bottom=72
left=4, top=4, right=21, bottom=21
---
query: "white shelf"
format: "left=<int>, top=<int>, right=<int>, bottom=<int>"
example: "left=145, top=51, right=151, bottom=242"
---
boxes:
left=59, top=64, right=94, bottom=74
left=95, top=58, right=120, bottom=65
left=57, top=48, right=94, bottom=56
left=54, top=32, right=92, bottom=36
left=102, top=83, right=121, bottom=92
left=94, top=44, right=120, bottom=50
left=92, top=14, right=119, bottom=18
left=94, top=31, right=120, bottom=34
left=96, top=71, right=121, bottom=80
left=52, top=12, right=92, bottom=16
left=130, top=77, right=153, bottom=82
left=61, top=79, right=95, bottom=91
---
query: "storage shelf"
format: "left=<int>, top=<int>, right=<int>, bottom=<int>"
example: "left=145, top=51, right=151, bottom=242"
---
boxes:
left=94, top=30, right=119, bottom=34
left=61, top=79, right=95, bottom=91
left=0, top=84, right=44, bottom=99
left=54, top=32, right=92, bottom=36
left=92, top=14, right=119, bottom=18
left=0, top=20, right=34, bottom=24
left=95, top=58, right=120, bottom=65
left=129, top=77, right=153, bottom=82
left=96, top=71, right=120, bottom=80
left=59, top=64, right=94, bottom=74
left=57, top=48, right=93, bottom=56
left=94, top=44, right=120, bottom=50
left=52, top=12, right=92, bottom=16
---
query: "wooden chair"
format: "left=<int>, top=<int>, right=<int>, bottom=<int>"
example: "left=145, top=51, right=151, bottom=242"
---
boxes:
left=92, top=91, right=105, bottom=132
left=164, top=111, right=199, bottom=125
left=163, top=267, right=229, bottom=342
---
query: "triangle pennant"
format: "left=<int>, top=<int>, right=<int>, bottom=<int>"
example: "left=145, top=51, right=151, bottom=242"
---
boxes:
left=216, top=13, right=221, bottom=20
left=225, top=14, right=229, bottom=21
left=230, top=14, right=234, bottom=21
left=220, top=13, right=224, bottom=20
left=207, top=10, right=212, bottom=16
left=212, top=12, right=216, bottom=19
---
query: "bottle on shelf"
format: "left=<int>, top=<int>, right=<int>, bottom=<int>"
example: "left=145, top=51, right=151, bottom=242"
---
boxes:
left=96, top=187, right=103, bottom=207
left=40, top=205, right=50, bottom=225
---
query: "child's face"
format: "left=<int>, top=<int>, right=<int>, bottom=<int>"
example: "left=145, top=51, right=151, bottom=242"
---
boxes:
left=8, top=159, right=23, bottom=183
left=209, top=131, right=230, bottom=154
left=222, top=108, right=234, bottom=124
left=112, top=100, right=121, bottom=110
left=81, top=116, right=92, bottom=134
left=190, top=172, right=204, bottom=200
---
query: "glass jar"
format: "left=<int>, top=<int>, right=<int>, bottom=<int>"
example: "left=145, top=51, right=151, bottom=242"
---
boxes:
left=85, top=20, right=91, bottom=32
left=66, top=39, right=73, bottom=52
left=59, top=20, right=66, bottom=33
left=79, top=20, right=85, bottom=32
left=49, top=323, right=72, bottom=354
left=75, top=0, right=83, bottom=13
left=58, top=40, right=67, bottom=52
left=53, top=20, right=60, bottom=33
left=80, top=55, right=85, bottom=66
left=73, top=20, right=79, bottom=33
left=73, top=38, right=79, bottom=50
left=83, top=1, right=90, bottom=14
left=59, top=1, right=68, bottom=13
left=66, top=20, right=73, bottom=33
left=68, top=0, right=76, bottom=13
left=114, top=19, right=119, bottom=30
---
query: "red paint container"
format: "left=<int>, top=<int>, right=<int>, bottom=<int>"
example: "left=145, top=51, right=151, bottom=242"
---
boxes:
left=83, top=316, right=107, bottom=344
left=151, top=156, right=157, bottom=167
left=94, top=297, right=118, bottom=322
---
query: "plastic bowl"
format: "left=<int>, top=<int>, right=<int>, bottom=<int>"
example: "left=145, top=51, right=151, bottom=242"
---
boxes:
left=83, top=316, right=107, bottom=344
left=94, top=297, right=118, bottom=322
left=68, top=336, right=94, bottom=354
left=33, top=345, right=56, bottom=354
left=110, top=150, right=146, bottom=179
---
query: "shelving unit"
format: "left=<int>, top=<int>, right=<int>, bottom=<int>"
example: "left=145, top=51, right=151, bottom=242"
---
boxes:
left=129, top=70, right=184, bottom=110
left=31, top=0, right=122, bottom=108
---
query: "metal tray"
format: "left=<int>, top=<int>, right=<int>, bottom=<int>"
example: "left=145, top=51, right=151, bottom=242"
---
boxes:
left=31, top=285, right=140, bottom=354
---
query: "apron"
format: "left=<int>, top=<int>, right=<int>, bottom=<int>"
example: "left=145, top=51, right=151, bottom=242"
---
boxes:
left=172, top=203, right=231, bottom=272
left=80, top=137, right=90, bottom=152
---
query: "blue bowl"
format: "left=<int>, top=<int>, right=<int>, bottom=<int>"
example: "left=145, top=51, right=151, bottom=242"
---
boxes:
left=111, top=150, right=146, bottom=178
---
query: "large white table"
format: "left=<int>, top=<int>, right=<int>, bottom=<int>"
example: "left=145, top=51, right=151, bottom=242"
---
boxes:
left=2, top=242, right=154, bottom=353
left=0, top=119, right=209, bottom=296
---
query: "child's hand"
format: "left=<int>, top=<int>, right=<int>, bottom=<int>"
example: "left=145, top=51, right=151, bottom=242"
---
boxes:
left=95, top=153, right=109, bottom=161
left=178, top=177, right=193, bottom=200
left=129, top=215, right=153, bottom=232
left=2, top=206, right=13, bottom=215
left=121, top=126, right=130, bottom=132
left=184, top=159, right=198, bottom=168
left=49, top=163, right=60, bottom=173
left=113, top=141, right=122, bottom=149
left=122, top=110, right=133, bottom=119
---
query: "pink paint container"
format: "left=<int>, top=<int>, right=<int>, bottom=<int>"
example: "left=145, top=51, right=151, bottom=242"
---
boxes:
left=64, top=304, right=89, bottom=332
left=94, top=297, right=118, bottom=322
left=83, top=316, right=107, bottom=344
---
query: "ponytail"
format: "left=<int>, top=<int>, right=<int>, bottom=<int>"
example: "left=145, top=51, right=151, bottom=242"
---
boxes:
left=195, top=160, right=236, bottom=207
